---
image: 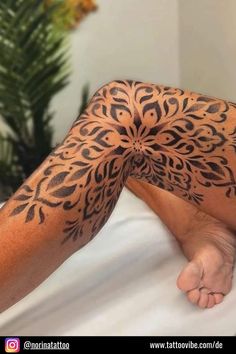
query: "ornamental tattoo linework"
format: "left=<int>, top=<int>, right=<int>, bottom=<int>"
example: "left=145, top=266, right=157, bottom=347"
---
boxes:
left=9, top=80, right=236, bottom=243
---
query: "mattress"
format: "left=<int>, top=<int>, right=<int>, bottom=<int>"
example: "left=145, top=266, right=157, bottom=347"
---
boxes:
left=0, top=188, right=236, bottom=336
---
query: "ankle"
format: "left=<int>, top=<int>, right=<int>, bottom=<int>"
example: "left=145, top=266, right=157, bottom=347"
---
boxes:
left=180, top=220, right=236, bottom=263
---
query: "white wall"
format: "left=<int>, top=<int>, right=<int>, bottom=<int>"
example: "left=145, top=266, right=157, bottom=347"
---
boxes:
left=51, top=0, right=180, bottom=143
left=2, top=1, right=236, bottom=145
left=179, top=0, right=236, bottom=101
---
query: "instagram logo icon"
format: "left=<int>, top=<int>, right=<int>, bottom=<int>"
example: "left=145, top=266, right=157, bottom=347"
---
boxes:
left=5, top=338, right=20, bottom=353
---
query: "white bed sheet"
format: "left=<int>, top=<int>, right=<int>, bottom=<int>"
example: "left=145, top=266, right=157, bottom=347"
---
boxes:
left=0, top=188, right=236, bottom=336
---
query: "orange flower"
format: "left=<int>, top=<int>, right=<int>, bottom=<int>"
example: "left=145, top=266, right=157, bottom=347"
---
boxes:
left=44, top=0, right=97, bottom=30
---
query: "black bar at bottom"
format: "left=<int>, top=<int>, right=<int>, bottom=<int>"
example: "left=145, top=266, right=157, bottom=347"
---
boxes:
left=1, top=336, right=235, bottom=352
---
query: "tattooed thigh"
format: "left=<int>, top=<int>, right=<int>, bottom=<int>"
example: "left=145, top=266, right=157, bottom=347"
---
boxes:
left=8, top=80, right=236, bottom=243
left=9, top=81, right=138, bottom=243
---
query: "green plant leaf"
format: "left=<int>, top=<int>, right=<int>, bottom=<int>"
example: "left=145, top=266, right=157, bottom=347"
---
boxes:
left=0, top=0, right=70, bottom=198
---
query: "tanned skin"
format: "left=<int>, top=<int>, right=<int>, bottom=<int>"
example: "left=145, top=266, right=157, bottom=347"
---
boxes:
left=126, top=177, right=236, bottom=308
left=1, top=80, right=236, bottom=312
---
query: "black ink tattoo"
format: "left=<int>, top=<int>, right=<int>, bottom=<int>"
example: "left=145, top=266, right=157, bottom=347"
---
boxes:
left=9, top=80, right=236, bottom=243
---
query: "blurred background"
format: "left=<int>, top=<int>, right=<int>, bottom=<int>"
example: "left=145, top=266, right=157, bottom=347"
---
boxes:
left=0, top=0, right=236, bottom=200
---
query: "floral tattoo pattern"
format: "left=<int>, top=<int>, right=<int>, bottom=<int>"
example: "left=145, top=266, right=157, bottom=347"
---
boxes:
left=9, top=80, right=236, bottom=243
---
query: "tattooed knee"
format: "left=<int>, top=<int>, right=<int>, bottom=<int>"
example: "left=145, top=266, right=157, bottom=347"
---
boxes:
left=69, top=80, right=165, bottom=177
left=9, top=79, right=236, bottom=243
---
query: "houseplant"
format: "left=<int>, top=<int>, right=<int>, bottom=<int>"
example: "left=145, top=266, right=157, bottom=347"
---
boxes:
left=0, top=0, right=95, bottom=201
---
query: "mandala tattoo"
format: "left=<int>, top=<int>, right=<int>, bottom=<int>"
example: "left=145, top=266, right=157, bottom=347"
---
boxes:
left=9, top=80, right=236, bottom=243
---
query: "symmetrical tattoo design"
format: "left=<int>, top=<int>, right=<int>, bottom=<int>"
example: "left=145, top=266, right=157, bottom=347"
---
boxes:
left=9, top=80, right=236, bottom=243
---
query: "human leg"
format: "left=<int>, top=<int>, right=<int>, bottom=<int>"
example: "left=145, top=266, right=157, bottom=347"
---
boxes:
left=126, top=178, right=236, bottom=308
left=2, top=80, right=236, bottom=311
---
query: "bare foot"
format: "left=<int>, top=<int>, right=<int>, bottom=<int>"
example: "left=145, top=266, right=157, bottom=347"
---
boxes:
left=125, top=177, right=236, bottom=309
left=177, top=219, right=236, bottom=308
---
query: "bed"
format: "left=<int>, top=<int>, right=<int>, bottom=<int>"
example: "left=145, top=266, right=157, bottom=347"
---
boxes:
left=0, top=188, right=236, bottom=336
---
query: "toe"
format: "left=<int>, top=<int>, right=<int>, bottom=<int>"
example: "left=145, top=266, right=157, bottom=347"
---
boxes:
left=213, top=293, right=224, bottom=304
left=177, top=260, right=203, bottom=292
left=207, top=294, right=215, bottom=308
left=198, top=288, right=209, bottom=308
left=187, top=289, right=200, bottom=304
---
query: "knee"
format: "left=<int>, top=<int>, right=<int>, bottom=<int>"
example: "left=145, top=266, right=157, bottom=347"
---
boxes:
left=71, top=80, right=162, bottom=163
left=66, top=81, right=135, bottom=163
left=71, top=80, right=135, bottom=137
left=89, top=80, right=134, bottom=122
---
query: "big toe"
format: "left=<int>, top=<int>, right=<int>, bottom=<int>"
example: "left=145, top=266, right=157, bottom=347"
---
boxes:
left=177, top=260, right=203, bottom=292
left=177, top=260, right=226, bottom=309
